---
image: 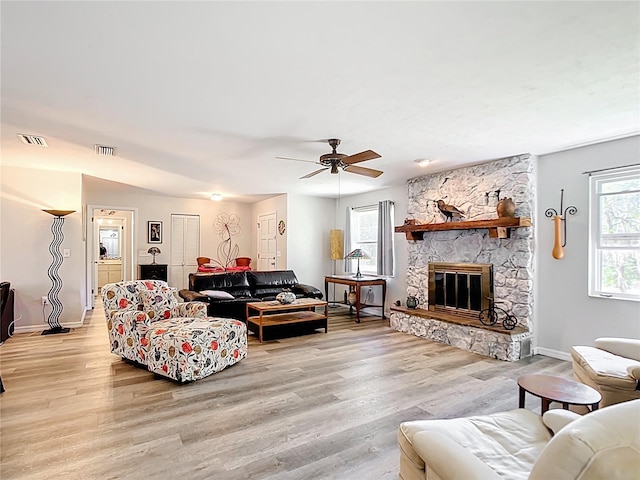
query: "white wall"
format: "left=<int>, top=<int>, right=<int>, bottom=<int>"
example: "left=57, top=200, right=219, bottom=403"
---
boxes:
left=85, top=179, right=253, bottom=284
left=251, top=194, right=288, bottom=270
left=287, top=194, right=336, bottom=293
left=536, top=136, right=640, bottom=356
left=335, top=185, right=409, bottom=312
left=1, top=166, right=85, bottom=330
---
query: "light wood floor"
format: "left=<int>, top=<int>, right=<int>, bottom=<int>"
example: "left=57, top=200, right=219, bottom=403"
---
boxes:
left=0, top=302, right=571, bottom=480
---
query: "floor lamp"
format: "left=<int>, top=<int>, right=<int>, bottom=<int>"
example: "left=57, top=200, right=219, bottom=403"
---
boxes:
left=42, top=209, right=75, bottom=335
left=329, top=229, right=343, bottom=307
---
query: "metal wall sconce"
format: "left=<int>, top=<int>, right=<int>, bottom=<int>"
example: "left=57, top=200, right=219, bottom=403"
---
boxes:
left=545, top=189, right=577, bottom=260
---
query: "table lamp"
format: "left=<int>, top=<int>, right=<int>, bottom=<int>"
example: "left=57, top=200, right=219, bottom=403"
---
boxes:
left=345, top=248, right=370, bottom=279
left=148, top=247, right=161, bottom=264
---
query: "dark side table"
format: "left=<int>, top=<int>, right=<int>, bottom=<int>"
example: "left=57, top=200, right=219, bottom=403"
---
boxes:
left=518, top=374, right=601, bottom=413
left=139, top=264, right=168, bottom=282
left=324, top=275, right=386, bottom=323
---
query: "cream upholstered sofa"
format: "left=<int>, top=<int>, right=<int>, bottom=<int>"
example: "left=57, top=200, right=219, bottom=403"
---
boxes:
left=572, top=337, right=640, bottom=407
left=397, top=399, right=640, bottom=480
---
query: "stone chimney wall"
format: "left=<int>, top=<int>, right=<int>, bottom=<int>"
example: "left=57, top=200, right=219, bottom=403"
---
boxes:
left=405, top=154, right=535, bottom=330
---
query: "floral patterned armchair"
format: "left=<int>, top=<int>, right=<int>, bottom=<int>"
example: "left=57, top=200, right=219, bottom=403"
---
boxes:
left=102, top=280, right=207, bottom=365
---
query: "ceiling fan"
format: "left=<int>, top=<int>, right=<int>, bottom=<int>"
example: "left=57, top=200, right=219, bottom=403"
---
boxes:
left=276, top=139, right=383, bottom=179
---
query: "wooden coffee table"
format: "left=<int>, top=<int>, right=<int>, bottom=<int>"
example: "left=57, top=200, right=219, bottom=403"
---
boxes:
left=518, top=374, right=601, bottom=413
left=246, top=298, right=328, bottom=343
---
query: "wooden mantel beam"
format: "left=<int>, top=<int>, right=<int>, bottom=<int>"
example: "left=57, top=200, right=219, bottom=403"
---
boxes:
left=395, top=217, right=532, bottom=240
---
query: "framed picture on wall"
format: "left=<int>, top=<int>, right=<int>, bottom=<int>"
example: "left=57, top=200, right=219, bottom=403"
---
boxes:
left=148, top=221, right=162, bottom=244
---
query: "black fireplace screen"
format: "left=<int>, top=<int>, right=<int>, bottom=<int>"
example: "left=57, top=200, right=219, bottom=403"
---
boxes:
left=429, top=263, right=493, bottom=318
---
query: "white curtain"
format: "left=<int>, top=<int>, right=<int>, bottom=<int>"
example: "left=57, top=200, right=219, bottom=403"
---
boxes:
left=344, top=207, right=353, bottom=273
left=377, top=200, right=395, bottom=276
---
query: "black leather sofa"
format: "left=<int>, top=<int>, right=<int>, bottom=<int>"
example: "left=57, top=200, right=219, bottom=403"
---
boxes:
left=178, top=270, right=323, bottom=321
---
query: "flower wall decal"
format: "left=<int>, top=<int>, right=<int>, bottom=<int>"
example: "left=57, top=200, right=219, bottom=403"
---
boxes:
left=212, top=213, right=241, bottom=268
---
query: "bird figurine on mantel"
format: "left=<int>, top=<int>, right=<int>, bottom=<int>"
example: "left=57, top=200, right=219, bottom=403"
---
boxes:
left=436, top=200, right=465, bottom=222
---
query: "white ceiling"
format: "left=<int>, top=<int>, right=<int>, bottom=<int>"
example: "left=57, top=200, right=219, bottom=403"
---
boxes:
left=2, top=2, right=639, bottom=203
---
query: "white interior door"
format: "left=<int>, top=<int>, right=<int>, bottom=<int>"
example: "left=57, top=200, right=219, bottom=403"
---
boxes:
left=258, top=212, right=277, bottom=271
left=170, top=214, right=199, bottom=289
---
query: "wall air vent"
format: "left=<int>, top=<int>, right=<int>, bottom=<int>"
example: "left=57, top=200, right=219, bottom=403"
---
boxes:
left=95, top=145, right=116, bottom=156
left=17, top=134, right=48, bottom=147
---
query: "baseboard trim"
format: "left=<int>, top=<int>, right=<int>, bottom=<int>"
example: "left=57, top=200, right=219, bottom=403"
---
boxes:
left=534, top=347, right=572, bottom=362
left=14, top=318, right=86, bottom=334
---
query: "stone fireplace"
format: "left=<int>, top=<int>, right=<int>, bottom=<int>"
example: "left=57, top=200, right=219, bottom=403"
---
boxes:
left=390, top=154, right=535, bottom=361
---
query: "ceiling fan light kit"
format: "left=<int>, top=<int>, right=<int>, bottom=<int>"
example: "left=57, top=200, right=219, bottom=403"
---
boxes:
left=277, top=138, right=383, bottom=179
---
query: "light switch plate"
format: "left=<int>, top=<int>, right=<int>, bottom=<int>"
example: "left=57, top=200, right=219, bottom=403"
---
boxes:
left=63, top=249, right=71, bottom=257
left=139, top=250, right=151, bottom=257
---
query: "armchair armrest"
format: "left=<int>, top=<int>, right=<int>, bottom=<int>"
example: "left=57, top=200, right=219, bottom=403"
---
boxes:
left=594, top=337, right=640, bottom=361
left=293, top=283, right=323, bottom=299
left=627, top=364, right=640, bottom=380
left=542, top=409, right=581, bottom=434
left=412, top=431, right=502, bottom=480
left=171, top=301, right=207, bottom=318
left=179, top=289, right=209, bottom=303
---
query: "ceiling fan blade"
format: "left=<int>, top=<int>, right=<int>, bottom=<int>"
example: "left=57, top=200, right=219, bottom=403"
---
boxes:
left=300, top=167, right=329, bottom=179
left=341, top=150, right=381, bottom=165
left=343, top=165, right=383, bottom=178
left=275, top=156, right=318, bottom=164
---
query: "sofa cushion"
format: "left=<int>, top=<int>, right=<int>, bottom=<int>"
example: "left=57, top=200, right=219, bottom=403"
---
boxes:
left=247, top=270, right=299, bottom=300
left=189, top=272, right=252, bottom=298
left=200, top=290, right=235, bottom=300
left=399, top=409, right=551, bottom=480
left=572, top=346, right=638, bottom=390
left=140, top=289, right=179, bottom=321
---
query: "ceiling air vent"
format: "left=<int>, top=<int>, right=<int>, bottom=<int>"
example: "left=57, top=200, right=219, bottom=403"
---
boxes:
left=17, top=134, right=48, bottom=147
left=95, top=144, right=116, bottom=156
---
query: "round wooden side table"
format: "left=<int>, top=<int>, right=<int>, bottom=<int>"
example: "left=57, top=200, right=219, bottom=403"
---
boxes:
left=518, top=374, right=601, bottom=413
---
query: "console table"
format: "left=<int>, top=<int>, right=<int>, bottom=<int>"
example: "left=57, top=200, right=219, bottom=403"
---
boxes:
left=325, top=275, right=387, bottom=323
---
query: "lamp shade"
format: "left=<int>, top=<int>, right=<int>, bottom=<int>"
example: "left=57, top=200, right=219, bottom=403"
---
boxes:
left=43, top=209, right=75, bottom=217
left=344, top=248, right=370, bottom=260
left=330, top=229, right=344, bottom=260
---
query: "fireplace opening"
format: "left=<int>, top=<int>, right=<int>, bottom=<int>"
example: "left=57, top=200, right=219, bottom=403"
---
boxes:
left=428, top=263, right=493, bottom=320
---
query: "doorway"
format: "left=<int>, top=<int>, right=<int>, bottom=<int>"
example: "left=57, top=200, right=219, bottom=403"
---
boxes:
left=257, top=212, right=277, bottom=271
left=85, top=206, right=137, bottom=309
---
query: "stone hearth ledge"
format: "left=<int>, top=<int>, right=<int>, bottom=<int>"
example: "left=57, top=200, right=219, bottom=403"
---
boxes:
left=390, top=311, right=532, bottom=362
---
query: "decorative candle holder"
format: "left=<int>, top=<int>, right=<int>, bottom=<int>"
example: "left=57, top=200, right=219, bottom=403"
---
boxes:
left=545, top=189, right=577, bottom=260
